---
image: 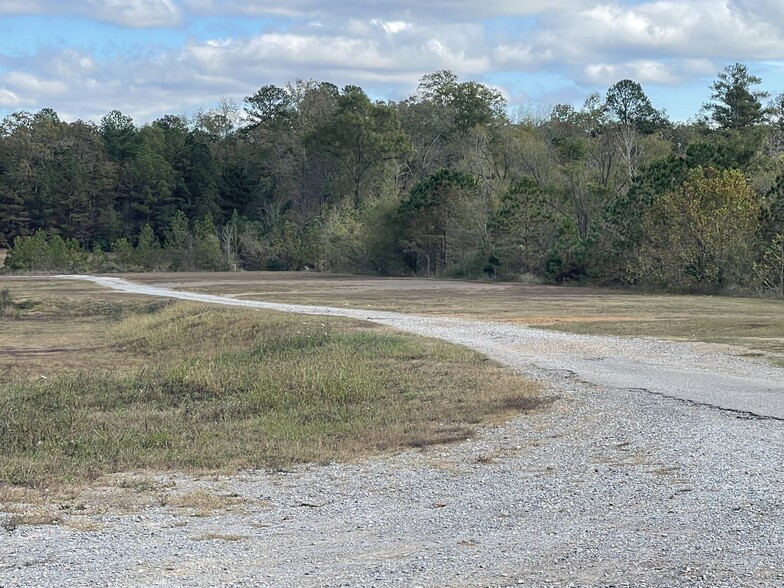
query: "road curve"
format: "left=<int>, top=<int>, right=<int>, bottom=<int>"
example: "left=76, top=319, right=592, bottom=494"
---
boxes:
left=59, top=275, right=784, bottom=420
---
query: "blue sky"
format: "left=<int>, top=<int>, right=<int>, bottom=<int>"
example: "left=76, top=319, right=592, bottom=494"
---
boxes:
left=1, top=0, right=783, bottom=124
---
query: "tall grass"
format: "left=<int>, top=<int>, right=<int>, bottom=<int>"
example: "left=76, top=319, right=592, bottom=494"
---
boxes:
left=1, top=300, right=544, bottom=487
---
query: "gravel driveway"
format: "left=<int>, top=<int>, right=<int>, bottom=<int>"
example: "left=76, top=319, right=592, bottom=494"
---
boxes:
left=2, top=275, right=782, bottom=587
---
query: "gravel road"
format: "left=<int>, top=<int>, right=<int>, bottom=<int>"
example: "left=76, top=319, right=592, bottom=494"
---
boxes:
left=2, top=275, right=783, bottom=587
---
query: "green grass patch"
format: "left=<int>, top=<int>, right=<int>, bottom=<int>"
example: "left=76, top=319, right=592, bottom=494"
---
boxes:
left=1, top=297, right=544, bottom=487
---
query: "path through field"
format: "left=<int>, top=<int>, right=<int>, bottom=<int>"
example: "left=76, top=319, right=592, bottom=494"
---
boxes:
left=3, top=275, right=783, bottom=588
left=65, top=275, right=784, bottom=420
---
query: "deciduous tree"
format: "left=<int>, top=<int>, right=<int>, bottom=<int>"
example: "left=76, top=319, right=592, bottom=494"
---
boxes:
left=636, top=167, right=759, bottom=288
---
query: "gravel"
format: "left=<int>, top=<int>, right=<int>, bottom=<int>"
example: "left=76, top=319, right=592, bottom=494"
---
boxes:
left=2, top=276, right=782, bottom=587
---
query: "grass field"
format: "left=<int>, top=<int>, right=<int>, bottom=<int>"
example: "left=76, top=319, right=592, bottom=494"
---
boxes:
left=2, top=271, right=782, bottom=488
left=126, top=272, right=784, bottom=359
left=0, top=277, right=543, bottom=488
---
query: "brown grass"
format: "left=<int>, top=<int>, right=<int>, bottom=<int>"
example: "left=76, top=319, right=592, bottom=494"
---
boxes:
left=190, top=533, right=248, bottom=542
left=0, top=277, right=546, bottom=490
left=166, top=490, right=247, bottom=515
left=122, top=272, right=784, bottom=359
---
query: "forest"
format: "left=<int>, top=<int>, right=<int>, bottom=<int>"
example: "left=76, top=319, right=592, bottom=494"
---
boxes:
left=1, top=63, right=783, bottom=296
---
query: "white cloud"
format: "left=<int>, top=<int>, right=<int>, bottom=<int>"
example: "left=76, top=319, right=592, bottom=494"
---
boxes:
left=0, top=0, right=181, bottom=27
left=0, top=88, right=23, bottom=107
left=583, top=60, right=680, bottom=86
left=0, top=0, right=48, bottom=14
left=371, top=19, right=413, bottom=35
left=184, top=0, right=584, bottom=21
left=84, top=0, right=182, bottom=27
left=486, top=0, right=784, bottom=94
left=6, top=72, right=68, bottom=95
left=2, top=0, right=784, bottom=123
left=546, top=1, right=784, bottom=62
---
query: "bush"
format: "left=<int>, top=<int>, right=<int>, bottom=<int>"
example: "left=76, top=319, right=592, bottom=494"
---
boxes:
left=4, top=231, right=88, bottom=273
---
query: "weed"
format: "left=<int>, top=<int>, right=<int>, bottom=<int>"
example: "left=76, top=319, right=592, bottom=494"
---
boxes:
left=0, top=288, right=17, bottom=320
left=2, top=512, right=61, bottom=531
left=190, top=533, right=248, bottom=541
left=65, top=519, right=104, bottom=532
left=165, top=490, right=245, bottom=515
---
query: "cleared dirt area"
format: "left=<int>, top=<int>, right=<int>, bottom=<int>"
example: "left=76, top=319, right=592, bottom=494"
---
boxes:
left=4, top=272, right=784, bottom=365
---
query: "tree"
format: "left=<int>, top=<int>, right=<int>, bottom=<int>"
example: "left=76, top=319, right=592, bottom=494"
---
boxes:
left=307, top=85, right=411, bottom=206
left=596, top=153, right=688, bottom=283
left=193, top=97, right=240, bottom=139
left=100, top=110, right=139, bottom=162
left=703, top=63, right=769, bottom=130
left=754, top=174, right=784, bottom=296
left=4, top=231, right=51, bottom=271
left=164, top=209, right=193, bottom=270
left=135, top=224, right=160, bottom=270
left=124, top=125, right=177, bottom=235
left=754, top=235, right=784, bottom=297
left=636, top=167, right=759, bottom=289
left=605, top=80, right=669, bottom=181
left=193, top=215, right=224, bottom=270
left=244, top=85, right=294, bottom=129
left=417, top=71, right=507, bottom=134
left=4, top=230, right=87, bottom=272
left=489, top=176, right=553, bottom=276
left=605, top=80, right=667, bottom=134
left=399, top=169, right=481, bottom=275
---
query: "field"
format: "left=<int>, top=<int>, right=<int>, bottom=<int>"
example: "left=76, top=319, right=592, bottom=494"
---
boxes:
left=127, top=272, right=784, bottom=358
left=2, top=271, right=783, bottom=490
left=0, top=276, right=543, bottom=488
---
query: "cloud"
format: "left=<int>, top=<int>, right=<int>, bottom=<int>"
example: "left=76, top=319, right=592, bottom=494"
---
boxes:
left=184, top=0, right=584, bottom=21
left=85, top=0, right=182, bottom=27
left=5, top=72, right=68, bottom=95
left=181, top=16, right=492, bottom=81
left=489, top=0, right=784, bottom=91
left=0, top=88, right=23, bottom=108
left=370, top=19, right=413, bottom=35
left=2, top=0, right=784, bottom=123
left=552, top=1, right=784, bottom=61
left=0, top=0, right=182, bottom=27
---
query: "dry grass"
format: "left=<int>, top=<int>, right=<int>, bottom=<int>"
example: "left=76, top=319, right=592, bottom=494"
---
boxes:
left=190, top=533, right=248, bottom=542
left=0, top=278, right=166, bottom=382
left=166, top=490, right=247, bottom=515
left=0, top=278, right=545, bottom=489
left=2, top=512, right=61, bottom=531
left=124, top=272, right=784, bottom=359
left=65, top=519, right=105, bottom=532
left=7, top=270, right=778, bottom=494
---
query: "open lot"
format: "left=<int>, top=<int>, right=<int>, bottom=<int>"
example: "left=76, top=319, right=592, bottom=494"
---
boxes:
left=0, top=275, right=542, bottom=487
left=1, top=272, right=783, bottom=587
left=123, top=272, right=784, bottom=359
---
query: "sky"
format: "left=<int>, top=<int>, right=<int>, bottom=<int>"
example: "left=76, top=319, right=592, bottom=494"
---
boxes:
left=1, top=0, right=783, bottom=125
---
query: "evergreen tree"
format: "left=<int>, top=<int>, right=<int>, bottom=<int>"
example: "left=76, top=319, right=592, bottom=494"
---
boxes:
left=703, top=63, right=769, bottom=130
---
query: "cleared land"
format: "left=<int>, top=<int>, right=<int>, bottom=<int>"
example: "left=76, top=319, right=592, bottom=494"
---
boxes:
left=1, top=273, right=783, bottom=587
left=124, top=271, right=784, bottom=359
left=0, top=276, right=542, bottom=487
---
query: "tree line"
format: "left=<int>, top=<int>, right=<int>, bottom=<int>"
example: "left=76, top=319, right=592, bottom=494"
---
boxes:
left=1, top=64, right=783, bottom=295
